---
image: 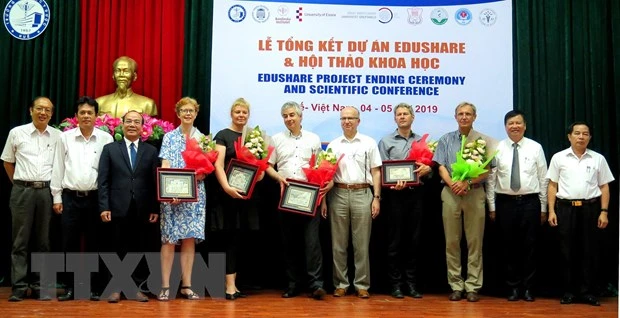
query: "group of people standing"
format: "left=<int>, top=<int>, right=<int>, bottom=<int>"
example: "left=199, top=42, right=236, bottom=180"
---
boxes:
left=2, top=96, right=614, bottom=307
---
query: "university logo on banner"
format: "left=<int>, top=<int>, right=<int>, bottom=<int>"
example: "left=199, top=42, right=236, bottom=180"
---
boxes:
left=228, top=4, right=246, bottom=23
left=4, top=0, right=51, bottom=40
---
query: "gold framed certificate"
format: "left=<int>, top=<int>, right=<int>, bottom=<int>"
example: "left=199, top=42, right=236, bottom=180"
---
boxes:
left=225, top=159, right=259, bottom=199
left=157, top=168, right=198, bottom=202
left=278, top=179, right=320, bottom=217
left=381, top=160, right=419, bottom=187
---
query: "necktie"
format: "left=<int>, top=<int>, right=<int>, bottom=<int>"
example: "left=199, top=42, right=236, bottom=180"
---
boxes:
left=130, top=142, right=137, bottom=171
left=510, top=143, right=520, bottom=191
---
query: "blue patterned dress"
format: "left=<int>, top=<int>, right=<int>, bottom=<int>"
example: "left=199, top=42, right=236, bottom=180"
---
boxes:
left=159, top=127, right=206, bottom=244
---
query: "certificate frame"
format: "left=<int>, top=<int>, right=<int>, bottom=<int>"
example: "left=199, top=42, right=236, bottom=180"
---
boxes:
left=157, top=168, right=198, bottom=202
left=381, top=160, right=419, bottom=187
left=278, top=179, right=321, bottom=217
left=225, top=159, right=259, bottom=199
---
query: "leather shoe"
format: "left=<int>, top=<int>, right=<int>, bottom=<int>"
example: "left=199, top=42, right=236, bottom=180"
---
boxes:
left=233, top=291, right=247, bottom=298
left=523, top=290, right=535, bottom=302
left=333, top=288, right=346, bottom=297
left=405, top=284, right=423, bottom=298
left=58, top=289, right=74, bottom=301
left=225, top=293, right=237, bottom=300
left=466, top=292, right=480, bottom=302
left=282, top=287, right=299, bottom=298
left=136, top=291, right=149, bottom=302
left=560, top=293, right=574, bottom=304
left=582, top=295, right=600, bottom=306
left=507, top=288, right=519, bottom=301
left=357, top=289, right=370, bottom=298
left=448, top=290, right=463, bottom=301
left=108, top=292, right=121, bottom=303
left=311, top=287, right=326, bottom=300
left=390, top=287, right=404, bottom=299
left=90, top=292, right=100, bottom=301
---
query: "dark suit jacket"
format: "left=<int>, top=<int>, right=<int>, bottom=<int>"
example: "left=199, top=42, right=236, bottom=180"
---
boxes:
left=98, top=140, right=160, bottom=218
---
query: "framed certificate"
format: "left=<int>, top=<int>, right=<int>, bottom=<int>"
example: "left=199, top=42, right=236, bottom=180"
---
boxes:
left=157, top=168, right=198, bottom=202
left=225, top=159, right=259, bottom=199
left=381, top=160, right=419, bottom=187
left=278, top=179, right=320, bottom=217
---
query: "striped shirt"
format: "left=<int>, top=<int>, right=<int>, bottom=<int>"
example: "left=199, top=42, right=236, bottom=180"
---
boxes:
left=1, top=123, right=61, bottom=181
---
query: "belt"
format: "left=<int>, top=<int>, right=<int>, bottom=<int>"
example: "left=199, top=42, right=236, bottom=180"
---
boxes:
left=556, top=197, right=600, bottom=207
left=63, top=189, right=97, bottom=198
left=496, top=193, right=538, bottom=201
left=13, top=180, right=50, bottom=189
left=334, top=183, right=370, bottom=190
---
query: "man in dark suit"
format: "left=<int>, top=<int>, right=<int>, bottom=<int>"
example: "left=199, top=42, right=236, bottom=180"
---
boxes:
left=98, top=110, right=160, bottom=303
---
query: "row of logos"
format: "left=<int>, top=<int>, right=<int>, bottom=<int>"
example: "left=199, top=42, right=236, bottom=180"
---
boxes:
left=228, top=5, right=498, bottom=26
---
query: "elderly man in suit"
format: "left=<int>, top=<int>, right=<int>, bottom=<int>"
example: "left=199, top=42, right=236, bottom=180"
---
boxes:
left=98, top=110, right=160, bottom=303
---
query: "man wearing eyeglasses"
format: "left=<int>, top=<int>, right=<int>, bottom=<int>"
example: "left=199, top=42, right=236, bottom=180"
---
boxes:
left=320, top=106, right=382, bottom=299
left=97, top=110, right=160, bottom=303
left=2, top=97, right=60, bottom=301
left=51, top=96, right=113, bottom=301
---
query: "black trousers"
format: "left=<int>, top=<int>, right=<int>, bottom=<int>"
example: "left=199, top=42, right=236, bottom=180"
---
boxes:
left=279, top=211, right=323, bottom=290
left=386, top=186, right=424, bottom=287
left=555, top=198, right=601, bottom=296
left=495, top=193, right=540, bottom=290
left=60, top=190, right=102, bottom=292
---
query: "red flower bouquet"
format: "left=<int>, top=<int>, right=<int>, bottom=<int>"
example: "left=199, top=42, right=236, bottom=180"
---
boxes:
left=407, top=133, right=434, bottom=166
left=233, top=125, right=274, bottom=174
left=182, top=135, right=218, bottom=175
left=302, top=148, right=344, bottom=205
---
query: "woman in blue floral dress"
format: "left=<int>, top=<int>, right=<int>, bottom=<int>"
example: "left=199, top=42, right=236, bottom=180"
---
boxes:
left=157, top=97, right=206, bottom=301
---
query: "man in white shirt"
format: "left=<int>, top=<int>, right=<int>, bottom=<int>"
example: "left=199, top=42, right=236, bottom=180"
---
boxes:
left=266, top=101, right=326, bottom=300
left=547, top=121, right=614, bottom=306
left=486, top=110, right=548, bottom=302
left=1, top=97, right=60, bottom=301
left=320, top=106, right=382, bottom=298
left=51, top=97, right=113, bottom=301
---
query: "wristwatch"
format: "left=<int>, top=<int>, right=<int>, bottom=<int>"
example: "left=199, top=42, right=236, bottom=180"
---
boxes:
left=373, top=195, right=381, bottom=200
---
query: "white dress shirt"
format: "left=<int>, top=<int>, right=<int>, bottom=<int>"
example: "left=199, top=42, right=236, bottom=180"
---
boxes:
left=1, top=123, right=60, bottom=181
left=50, top=127, right=114, bottom=203
left=327, top=132, right=382, bottom=184
left=546, top=147, right=615, bottom=200
left=268, top=129, right=322, bottom=181
left=486, top=137, right=549, bottom=211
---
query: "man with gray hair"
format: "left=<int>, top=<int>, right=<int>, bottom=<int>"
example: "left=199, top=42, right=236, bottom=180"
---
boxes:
left=432, top=102, right=496, bottom=302
left=320, top=106, right=382, bottom=298
left=266, top=101, right=326, bottom=299
left=378, top=102, right=432, bottom=298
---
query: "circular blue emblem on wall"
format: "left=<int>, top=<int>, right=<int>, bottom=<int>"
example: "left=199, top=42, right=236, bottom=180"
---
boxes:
left=4, top=0, right=51, bottom=40
left=455, top=8, right=472, bottom=25
left=228, top=5, right=246, bottom=23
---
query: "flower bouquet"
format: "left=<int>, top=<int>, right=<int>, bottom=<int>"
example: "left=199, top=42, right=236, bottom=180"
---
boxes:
left=182, top=134, right=219, bottom=175
left=451, top=136, right=497, bottom=181
left=406, top=133, right=435, bottom=165
left=233, top=125, right=274, bottom=174
left=301, top=148, right=344, bottom=205
left=57, top=114, right=175, bottom=143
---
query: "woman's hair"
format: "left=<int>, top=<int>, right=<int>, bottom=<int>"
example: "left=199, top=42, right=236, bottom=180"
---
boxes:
left=175, top=97, right=200, bottom=113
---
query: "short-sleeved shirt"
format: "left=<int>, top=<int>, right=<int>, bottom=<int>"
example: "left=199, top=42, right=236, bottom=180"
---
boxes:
left=269, top=129, right=322, bottom=181
left=1, top=123, right=60, bottom=181
left=327, top=132, right=382, bottom=185
left=378, top=129, right=422, bottom=161
left=546, top=147, right=615, bottom=200
left=432, top=129, right=497, bottom=176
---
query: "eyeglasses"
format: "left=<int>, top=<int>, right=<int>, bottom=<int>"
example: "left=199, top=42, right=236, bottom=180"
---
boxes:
left=340, top=117, right=359, bottom=121
left=179, top=109, right=196, bottom=114
left=123, top=120, right=142, bottom=125
left=33, top=107, right=53, bottom=115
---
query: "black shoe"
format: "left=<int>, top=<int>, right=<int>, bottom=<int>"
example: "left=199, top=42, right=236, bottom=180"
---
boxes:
left=311, top=287, right=326, bottom=300
left=90, top=292, right=100, bottom=301
left=523, top=290, right=534, bottom=302
left=282, top=287, right=299, bottom=298
left=390, top=287, right=404, bottom=299
left=225, top=293, right=237, bottom=300
left=560, top=293, right=575, bottom=304
left=233, top=291, right=247, bottom=298
left=507, top=288, right=519, bottom=301
left=58, top=289, right=74, bottom=301
left=405, top=284, right=422, bottom=298
left=582, top=295, right=600, bottom=306
left=448, top=290, right=463, bottom=301
left=8, top=290, right=26, bottom=302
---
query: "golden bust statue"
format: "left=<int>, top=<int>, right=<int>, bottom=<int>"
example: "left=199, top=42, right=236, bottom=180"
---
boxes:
left=96, top=56, right=158, bottom=118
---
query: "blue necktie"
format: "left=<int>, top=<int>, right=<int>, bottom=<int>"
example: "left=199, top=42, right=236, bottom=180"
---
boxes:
left=130, top=142, right=137, bottom=171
